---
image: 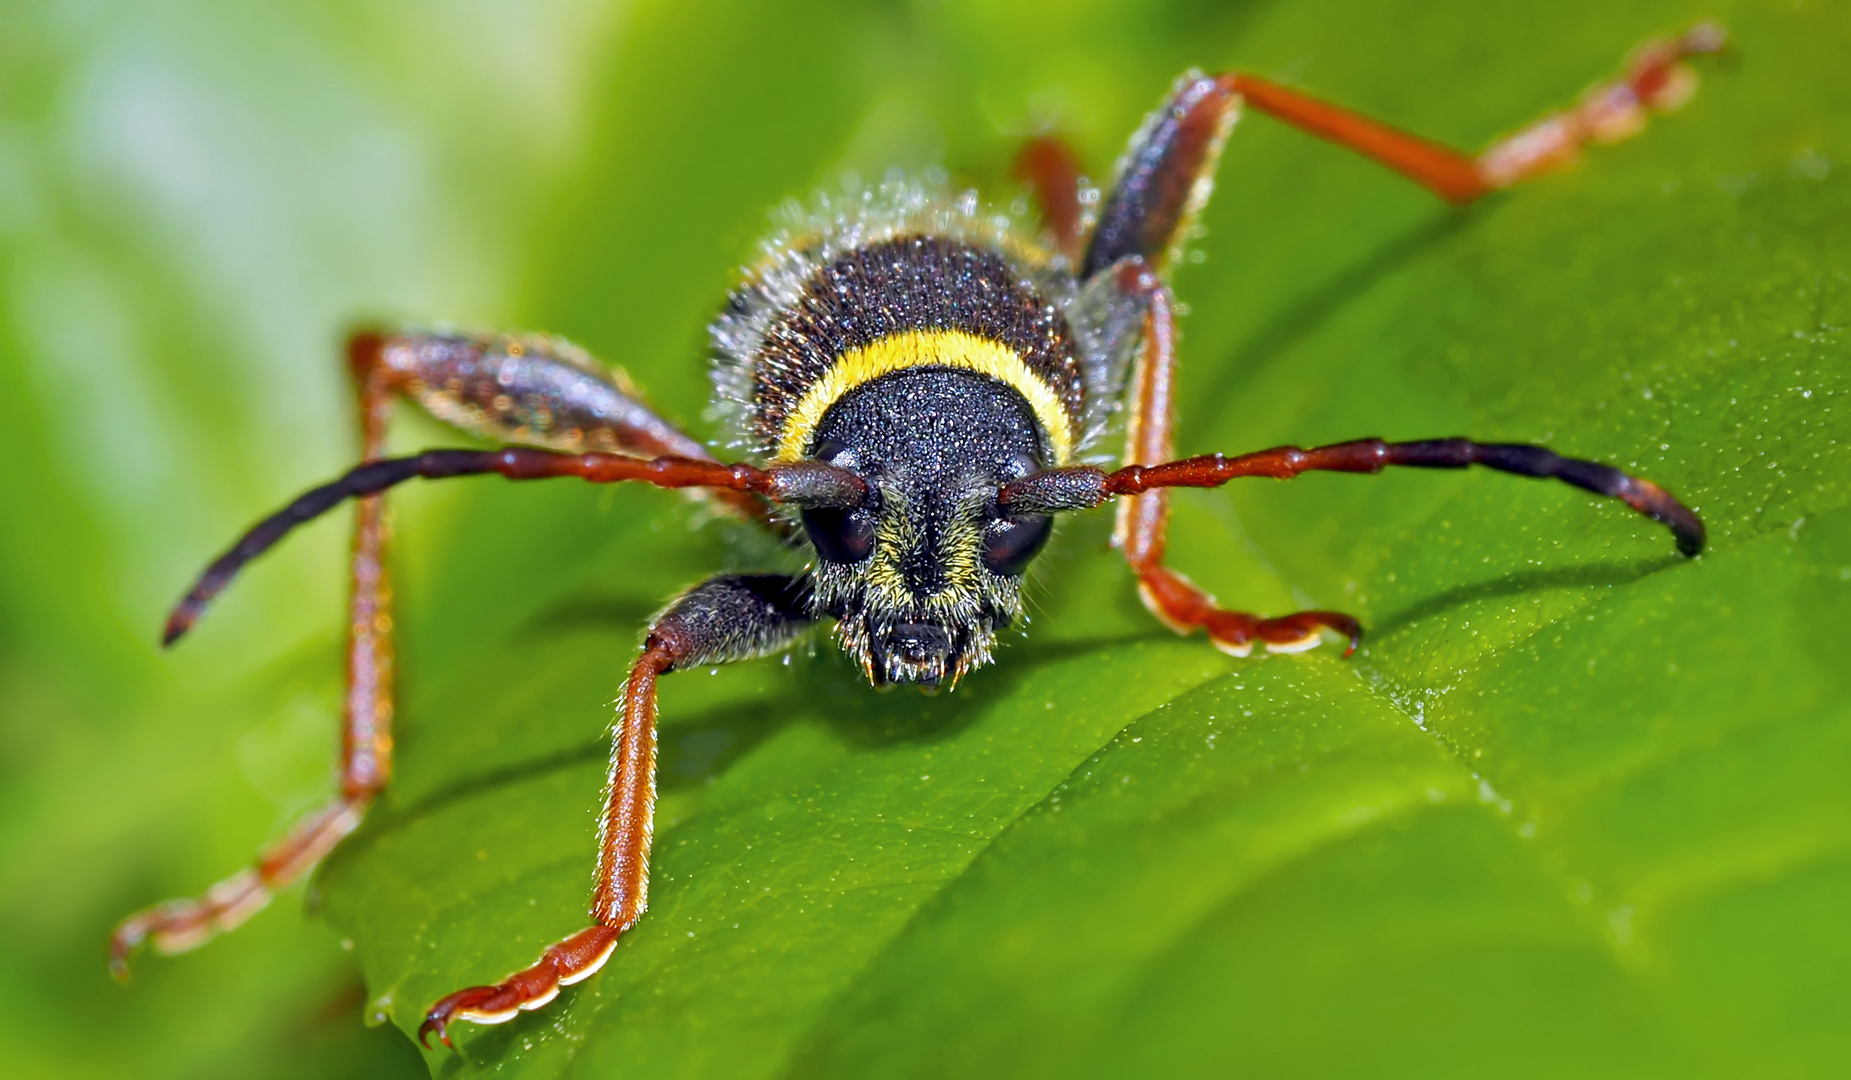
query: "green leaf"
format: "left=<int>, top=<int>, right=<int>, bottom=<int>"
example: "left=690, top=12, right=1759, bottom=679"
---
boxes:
left=309, top=0, right=1851, bottom=1075
left=7, top=0, right=1839, bottom=1077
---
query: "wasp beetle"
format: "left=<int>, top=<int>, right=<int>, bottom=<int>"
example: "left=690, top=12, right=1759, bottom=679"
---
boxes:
left=112, top=23, right=1722, bottom=1048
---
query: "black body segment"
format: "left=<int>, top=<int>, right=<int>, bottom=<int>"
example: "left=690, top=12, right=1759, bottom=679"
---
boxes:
left=742, top=234, right=1084, bottom=455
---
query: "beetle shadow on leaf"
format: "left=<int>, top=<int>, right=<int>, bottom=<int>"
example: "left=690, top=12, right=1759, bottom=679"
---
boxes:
left=658, top=697, right=804, bottom=790
left=364, top=700, right=799, bottom=844
left=800, top=632, right=1156, bottom=748
left=370, top=602, right=1157, bottom=840
left=523, top=594, right=660, bottom=640
left=506, top=591, right=810, bottom=788
left=1367, top=554, right=1686, bottom=639
left=1194, top=213, right=1472, bottom=429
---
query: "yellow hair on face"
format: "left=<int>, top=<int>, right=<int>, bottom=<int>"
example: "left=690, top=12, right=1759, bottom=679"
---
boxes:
left=773, top=329, right=1074, bottom=465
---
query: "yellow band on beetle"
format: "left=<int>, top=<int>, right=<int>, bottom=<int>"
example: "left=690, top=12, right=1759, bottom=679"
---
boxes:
left=774, top=329, right=1073, bottom=465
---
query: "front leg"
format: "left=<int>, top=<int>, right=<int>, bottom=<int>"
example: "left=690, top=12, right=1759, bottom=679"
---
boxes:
left=353, top=330, right=778, bottom=531
left=1001, top=438, right=1703, bottom=654
left=1092, top=266, right=1699, bottom=654
left=419, top=573, right=815, bottom=1048
left=1109, top=263, right=1362, bottom=657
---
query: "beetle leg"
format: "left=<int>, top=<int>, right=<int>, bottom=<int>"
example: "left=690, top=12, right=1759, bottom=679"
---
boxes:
left=1222, top=22, right=1727, bottom=200
left=1082, top=71, right=1244, bottom=278
left=419, top=574, right=814, bottom=1049
left=1109, top=261, right=1362, bottom=658
left=110, top=339, right=402, bottom=977
left=1014, top=135, right=1090, bottom=265
left=108, top=802, right=371, bottom=975
left=1466, top=22, right=1728, bottom=189
left=114, top=326, right=794, bottom=974
left=1083, top=23, right=1727, bottom=275
left=349, top=330, right=776, bottom=529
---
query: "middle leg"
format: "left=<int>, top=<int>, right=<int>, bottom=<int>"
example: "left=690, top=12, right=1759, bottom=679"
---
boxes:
left=353, top=330, right=777, bottom=529
left=1110, top=260, right=1360, bottom=657
left=419, top=573, right=815, bottom=1048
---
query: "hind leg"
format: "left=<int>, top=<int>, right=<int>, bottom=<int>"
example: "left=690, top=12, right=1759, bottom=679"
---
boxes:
left=1083, top=22, right=1728, bottom=276
left=1078, top=24, right=1725, bottom=655
left=111, top=338, right=403, bottom=974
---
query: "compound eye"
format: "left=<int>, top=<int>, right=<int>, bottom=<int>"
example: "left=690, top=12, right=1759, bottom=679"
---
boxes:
left=981, top=513, right=1053, bottom=576
left=802, top=507, right=876, bottom=564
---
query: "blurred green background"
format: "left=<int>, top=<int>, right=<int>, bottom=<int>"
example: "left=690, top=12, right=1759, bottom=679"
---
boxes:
left=2, top=0, right=1845, bottom=1077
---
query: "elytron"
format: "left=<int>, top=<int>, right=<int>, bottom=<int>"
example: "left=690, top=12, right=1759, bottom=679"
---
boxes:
left=113, top=25, right=1722, bottom=1048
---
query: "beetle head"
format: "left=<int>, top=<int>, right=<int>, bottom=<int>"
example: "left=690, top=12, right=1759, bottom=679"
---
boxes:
left=798, top=370, right=1056, bottom=690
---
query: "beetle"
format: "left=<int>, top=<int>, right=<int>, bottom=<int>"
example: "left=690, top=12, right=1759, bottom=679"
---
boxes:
left=111, top=23, right=1722, bottom=1048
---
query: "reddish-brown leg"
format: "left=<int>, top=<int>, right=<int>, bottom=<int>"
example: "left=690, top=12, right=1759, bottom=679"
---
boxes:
left=1083, top=23, right=1726, bottom=279
left=1467, top=22, right=1727, bottom=189
left=119, top=324, right=773, bottom=973
left=1014, top=135, right=1089, bottom=265
left=110, top=339, right=400, bottom=977
left=1108, top=261, right=1359, bottom=658
left=343, top=337, right=397, bottom=801
left=1221, top=22, right=1727, bottom=202
left=123, top=328, right=842, bottom=986
left=415, top=646, right=661, bottom=1047
left=1082, top=24, right=1725, bottom=656
left=420, top=574, right=814, bottom=1048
